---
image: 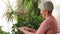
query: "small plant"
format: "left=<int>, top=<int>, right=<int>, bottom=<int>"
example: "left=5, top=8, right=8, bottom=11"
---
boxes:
left=0, top=26, right=10, bottom=34
left=12, top=0, right=44, bottom=34
left=3, top=0, right=44, bottom=34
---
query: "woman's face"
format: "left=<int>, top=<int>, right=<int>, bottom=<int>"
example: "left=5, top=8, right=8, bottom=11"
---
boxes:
left=40, top=10, right=48, bottom=18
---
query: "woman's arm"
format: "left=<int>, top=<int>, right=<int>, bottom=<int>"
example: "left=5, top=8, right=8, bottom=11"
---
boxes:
left=19, top=21, right=50, bottom=34
left=20, top=29, right=34, bottom=34
left=24, top=27, right=36, bottom=33
left=18, top=27, right=36, bottom=33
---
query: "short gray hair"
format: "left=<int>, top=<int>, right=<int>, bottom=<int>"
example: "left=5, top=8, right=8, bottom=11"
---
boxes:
left=38, top=1, right=54, bottom=13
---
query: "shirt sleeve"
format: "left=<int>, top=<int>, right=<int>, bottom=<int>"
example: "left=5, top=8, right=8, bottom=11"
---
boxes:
left=35, top=21, right=50, bottom=34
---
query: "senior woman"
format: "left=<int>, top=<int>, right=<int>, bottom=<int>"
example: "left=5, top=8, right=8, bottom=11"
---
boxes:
left=18, top=1, right=58, bottom=34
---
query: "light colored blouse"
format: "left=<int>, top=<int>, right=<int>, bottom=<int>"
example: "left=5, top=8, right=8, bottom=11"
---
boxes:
left=22, top=16, right=58, bottom=34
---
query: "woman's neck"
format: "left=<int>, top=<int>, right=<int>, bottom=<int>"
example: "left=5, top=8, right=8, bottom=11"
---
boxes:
left=45, top=14, right=52, bottom=19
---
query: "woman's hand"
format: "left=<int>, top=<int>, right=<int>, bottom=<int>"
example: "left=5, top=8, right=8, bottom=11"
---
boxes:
left=18, top=27, right=36, bottom=33
left=18, top=27, right=25, bottom=31
left=18, top=27, right=30, bottom=31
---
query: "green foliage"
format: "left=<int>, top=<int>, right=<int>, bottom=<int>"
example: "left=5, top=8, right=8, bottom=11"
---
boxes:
left=3, top=0, right=44, bottom=34
left=12, top=0, right=44, bottom=34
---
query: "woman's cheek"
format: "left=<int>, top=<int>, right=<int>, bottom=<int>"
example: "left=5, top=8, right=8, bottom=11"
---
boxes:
left=42, top=13, right=46, bottom=17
